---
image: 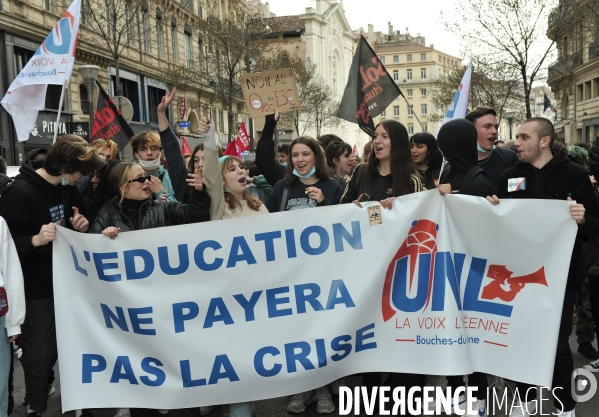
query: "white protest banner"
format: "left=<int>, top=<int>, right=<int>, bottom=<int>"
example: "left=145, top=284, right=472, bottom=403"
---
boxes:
left=53, top=191, right=576, bottom=411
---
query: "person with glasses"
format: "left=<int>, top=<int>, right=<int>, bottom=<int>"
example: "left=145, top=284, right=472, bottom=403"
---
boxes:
left=89, top=161, right=210, bottom=239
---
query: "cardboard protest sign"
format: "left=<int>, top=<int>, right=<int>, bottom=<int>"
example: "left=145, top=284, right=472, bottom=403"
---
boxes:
left=240, top=69, right=301, bottom=118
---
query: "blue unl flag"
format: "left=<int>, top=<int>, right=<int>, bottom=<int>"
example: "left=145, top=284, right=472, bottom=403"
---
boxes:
left=1, top=0, right=81, bottom=142
left=440, top=58, right=473, bottom=128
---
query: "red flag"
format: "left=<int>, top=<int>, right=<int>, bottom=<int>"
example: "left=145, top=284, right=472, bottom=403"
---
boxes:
left=234, top=121, right=250, bottom=153
left=181, top=136, right=193, bottom=156
left=352, top=144, right=359, bottom=156
left=224, top=141, right=242, bottom=158
left=90, top=81, right=134, bottom=150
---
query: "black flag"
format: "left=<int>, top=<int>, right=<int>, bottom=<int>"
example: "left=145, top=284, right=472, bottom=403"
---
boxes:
left=90, top=81, right=135, bottom=151
left=337, top=35, right=402, bottom=136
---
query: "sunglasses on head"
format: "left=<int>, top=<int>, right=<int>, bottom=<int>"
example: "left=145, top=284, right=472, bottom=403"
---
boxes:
left=128, top=174, right=152, bottom=184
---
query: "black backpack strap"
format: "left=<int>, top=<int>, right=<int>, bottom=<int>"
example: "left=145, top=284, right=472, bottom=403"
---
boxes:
left=494, top=147, right=516, bottom=169
left=279, top=186, right=289, bottom=212
left=460, top=166, right=486, bottom=193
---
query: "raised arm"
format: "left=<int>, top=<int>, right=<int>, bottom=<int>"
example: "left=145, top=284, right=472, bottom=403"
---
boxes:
left=255, top=112, right=286, bottom=186
left=158, top=88, right=188, bottom=202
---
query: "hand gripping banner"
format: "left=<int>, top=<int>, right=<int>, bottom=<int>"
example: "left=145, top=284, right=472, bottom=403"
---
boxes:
left=53, top=191, right=576, bottom=411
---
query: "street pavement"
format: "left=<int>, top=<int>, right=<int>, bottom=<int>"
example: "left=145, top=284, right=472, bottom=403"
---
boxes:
left=8, top=331, right=599, bottom=416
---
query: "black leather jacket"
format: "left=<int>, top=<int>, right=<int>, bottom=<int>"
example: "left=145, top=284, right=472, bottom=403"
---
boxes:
left=89, top=188, right=211, bottom=233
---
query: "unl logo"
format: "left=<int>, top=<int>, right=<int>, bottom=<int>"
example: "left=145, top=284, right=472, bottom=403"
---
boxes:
left=34, top=11, right=75, bottom=56
left=381, top=220, right=548, bottom=322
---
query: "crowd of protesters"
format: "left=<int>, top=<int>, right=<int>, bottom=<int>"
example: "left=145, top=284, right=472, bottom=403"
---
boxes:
left=0, top=88, right=598, bottom=417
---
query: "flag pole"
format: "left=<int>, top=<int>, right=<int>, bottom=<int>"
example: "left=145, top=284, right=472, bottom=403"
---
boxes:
left=52, top=80, right=68, bottom=144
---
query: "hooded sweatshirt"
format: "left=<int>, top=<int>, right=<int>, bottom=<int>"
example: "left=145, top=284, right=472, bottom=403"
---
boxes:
left=437, top=119, right=494, bottom=198
left=0, top=162, right=87, bottom=299
left=497, top=150, right=599, bottom=287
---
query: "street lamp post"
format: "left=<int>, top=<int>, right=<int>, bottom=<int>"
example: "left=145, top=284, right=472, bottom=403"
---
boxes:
left=78, top=65, right=101, bottom=132
left=506, top=112, right=514, bottom=140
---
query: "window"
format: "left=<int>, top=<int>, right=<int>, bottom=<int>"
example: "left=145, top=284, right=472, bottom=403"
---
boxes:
left=421, top=68, right=426, bottom=79
left=380, top=56, right=385, bottom=63
left=422, top=123, right=428, bottom=132
left=171, top=18, right=178, bottom=64
left=438, top=55, right=441, bottom=61
left=393, top=70, right=398, bottom=81
left=408, top=123, right=414, bottom=135
left=421, top=104, right=427, bottom=115
left=380, top=110, right=386, bottom=117
left=182, top=0, right=193, bottom=10
left=393, top=106, right=400, bottom=116
left=408, top=106, right=414, bottom=116
left=156, top=9, right=165, bottom=59
left=148, top=86, right=166, bottom=124
left=142, top=3, right=150, bottom=52
left=125, top=1, right=132, bottom=45
left=198, top=1, right=203, bottom=18
left=407, top=54, right=412, bottom=62
left=420, top=53, right=426, bottom=60
left=421, top=88, right=427, bottom=96
left=105, top=1, right=114, bottom=36
left=407, top=69, right=412, bottom=80
left=393, top=55, right=399, bottom=62
left=43, top=0, right=53, bottom=12
left=407, top=89, right=413, bottom=97
left=79, top=85, right=89, bottom=115
left=184, top=26, right=192, bottom=68
left=198, top=34, right=204, bottom=70
left=218, top=109, right=224, bottom=132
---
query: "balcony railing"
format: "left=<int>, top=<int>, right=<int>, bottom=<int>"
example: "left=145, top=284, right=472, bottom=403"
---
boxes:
left=548, top=50, right=583, bottom=80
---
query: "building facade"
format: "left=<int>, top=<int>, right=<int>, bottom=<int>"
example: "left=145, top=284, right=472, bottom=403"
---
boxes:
left=547, top=2, right=599, bottom=144
left=254, top=0, right=363, bottom=149
left=0, top=0, right=249, bottom=164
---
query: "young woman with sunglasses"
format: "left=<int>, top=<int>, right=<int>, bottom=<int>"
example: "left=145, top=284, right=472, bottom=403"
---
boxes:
left=89, top=162, right=210, bottom=238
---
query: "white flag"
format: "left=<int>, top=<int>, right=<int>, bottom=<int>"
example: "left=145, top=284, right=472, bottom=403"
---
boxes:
left=1, top=0, right=81, bottom=142
left=440, top=58, right=473, bottom=127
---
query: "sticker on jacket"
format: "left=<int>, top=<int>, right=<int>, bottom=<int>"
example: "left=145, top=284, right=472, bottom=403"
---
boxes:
left=508, top=178, right=526, bottom=192
left=49, top=204, right=66, bottom=226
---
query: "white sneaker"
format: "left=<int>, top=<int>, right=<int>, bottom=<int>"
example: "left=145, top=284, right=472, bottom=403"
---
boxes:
left=554, top=408, right=576, bottom=417
left=286, top=391, right=314, bottom=414
left=584, top=358, right=599, bottom=372
left=467, top=399, right=487, bottom=417
left=47, top=386, right=55, bottom=397
left=315, top=386, right=335, bottom=414
left=451, top=394, right=467, bottom=414
left=510, top=400, right=537, bottom=417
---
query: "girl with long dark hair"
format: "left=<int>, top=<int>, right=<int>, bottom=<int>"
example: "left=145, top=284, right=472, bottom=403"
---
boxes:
left=342, top=120, right=426, bottom=208
left=410, top=132, right=442, bottom=190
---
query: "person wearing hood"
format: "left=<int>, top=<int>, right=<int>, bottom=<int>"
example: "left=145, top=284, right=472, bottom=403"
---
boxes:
left=24, top=148, right=47, bottom=170
left=436, top=119, right=493, bottom=417
left=437, top=119, right=494, bottom=198
left=487, top=118, right=599, bottom=417
left=0, top=135, right=104, bottom=417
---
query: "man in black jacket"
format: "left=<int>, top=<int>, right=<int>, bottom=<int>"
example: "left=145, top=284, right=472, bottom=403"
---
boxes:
left=488, top=117, right=599, bottom=417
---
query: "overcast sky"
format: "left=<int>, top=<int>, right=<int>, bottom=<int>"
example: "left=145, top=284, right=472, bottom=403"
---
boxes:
left=263, top=0, right=461, bottom=57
